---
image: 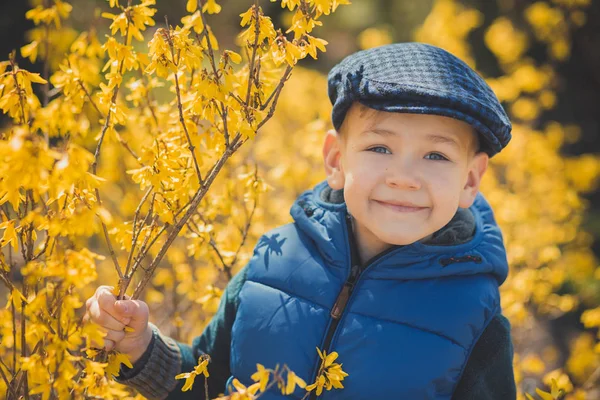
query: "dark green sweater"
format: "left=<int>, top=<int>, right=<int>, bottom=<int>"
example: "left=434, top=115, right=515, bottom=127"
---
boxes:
left=117, top=192, right=517, bottom=399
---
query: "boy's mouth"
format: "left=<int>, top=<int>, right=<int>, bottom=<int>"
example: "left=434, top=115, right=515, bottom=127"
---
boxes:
left=373, top=200, right=428, bottom=213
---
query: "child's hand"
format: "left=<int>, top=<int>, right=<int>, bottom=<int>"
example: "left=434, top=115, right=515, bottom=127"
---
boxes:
left=84, top=285, right=153, bottom=364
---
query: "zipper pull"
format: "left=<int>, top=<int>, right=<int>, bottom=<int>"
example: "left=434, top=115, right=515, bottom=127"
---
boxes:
left=331, top=283, right=352, bottom=319
left=330, top=265, right=361, bottom=320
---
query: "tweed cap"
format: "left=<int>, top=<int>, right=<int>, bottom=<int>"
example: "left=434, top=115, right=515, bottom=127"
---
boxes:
left=328, top=42, right=512, bottom=156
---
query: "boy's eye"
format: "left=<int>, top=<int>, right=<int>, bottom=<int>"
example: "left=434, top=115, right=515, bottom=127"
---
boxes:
left=425, top=152, right=448, bottom=161
left=368, top=146, right=390, bottom=154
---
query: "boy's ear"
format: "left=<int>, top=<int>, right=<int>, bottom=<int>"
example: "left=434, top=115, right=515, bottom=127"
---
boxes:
left=323, top=129, right=345, bottom=190
left=459, top=152, right=489, bottom=208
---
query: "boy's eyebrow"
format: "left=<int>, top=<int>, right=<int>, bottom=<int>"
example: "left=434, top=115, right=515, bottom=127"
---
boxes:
left=425, top=134, right=461, bottom=150
left=362, top=129, right=462, bottom=150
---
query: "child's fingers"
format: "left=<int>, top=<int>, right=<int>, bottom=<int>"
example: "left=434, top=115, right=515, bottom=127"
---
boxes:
left=89, top=327, right=126, bottom=348
left=89, top=301, right=128, bottom=331
left=115, top=299, right=149, bottom=327
left=104, top=327, right=126, bottom=344
left=96, top=287, right=131, bottom=325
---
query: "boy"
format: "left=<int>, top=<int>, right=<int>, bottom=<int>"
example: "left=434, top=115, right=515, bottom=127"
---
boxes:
left=85, top=42, right=516, bottom=399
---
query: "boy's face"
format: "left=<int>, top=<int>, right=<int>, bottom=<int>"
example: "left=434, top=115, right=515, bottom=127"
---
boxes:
left=323, top=104, right=489, bottom=261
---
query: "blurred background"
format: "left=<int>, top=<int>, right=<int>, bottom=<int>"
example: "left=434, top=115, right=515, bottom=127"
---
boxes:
left=2, top=0, right=600, bottom=399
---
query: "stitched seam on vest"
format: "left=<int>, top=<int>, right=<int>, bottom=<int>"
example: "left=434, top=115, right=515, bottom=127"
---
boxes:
left=350, top=310, right=467, bottom=350
left=245, top=279, right=329, bottom=310
left=448, top=304, right=502, bottom=397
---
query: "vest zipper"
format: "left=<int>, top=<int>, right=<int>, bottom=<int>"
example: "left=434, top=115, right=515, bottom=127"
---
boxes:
left=308, top=213, right=398, bottom=400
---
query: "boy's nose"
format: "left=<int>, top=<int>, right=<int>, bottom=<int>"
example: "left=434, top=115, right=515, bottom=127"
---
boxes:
left=384, top=165, right=421, bottom=190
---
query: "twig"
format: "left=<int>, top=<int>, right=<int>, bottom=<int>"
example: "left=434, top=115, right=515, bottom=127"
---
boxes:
left=41, top=0, right=51, bottom=144
left=0, top=357, right=17, bottom=399
left=194, top=18, right=230, bottom=145
left=194, top=208, right=234, bottom=279
left=90, top=8, right=134, bottom=280
left=0, top=272, right=24, bottom=297
left=257, top=66, right=293, bottom=130
left=128, top=194, right=190, bottom=274
left=9, top=53, right=30, bottom=127
left=189, top=217, right=230, bottom=277
left=583, top=365, right=600, bottom=390
left=78, top=79, right=141, bottom=161
left=244, top=2, right=261, bottom=106
left=25, top=190, right=34, bottom=260
left=230, top=183, right=258, bottom=269
left=129, top=215, right=159, bottom=277
left=11, top=301, right=16, bottom=380
left=260, top=65, right=292, bottom=111
left=78, top=80, right=103, bottom=116
left=125, top=187, right=153, bottom=277
left=164, top=18, right=204, bottom=185
left=115, top=131, right=141, bottom=160
left=20, top=284, right=28, bottom=400
left=31, top=232, right=51, bottom=261
left=95, top=189, right=123, bottom=279
left=140, top=72, right=159, bottom=127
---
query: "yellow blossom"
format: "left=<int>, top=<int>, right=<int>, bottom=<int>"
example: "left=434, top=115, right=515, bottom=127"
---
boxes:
left=187, top=0, right=198, bottom=13
left=283, top=369, right=306, bottom=395
left=250, top=363, right=270, bottom=392
left=175, top=357, right=210, bottom=391
left=203, top=0, right=222, bottom=14
left=305, top=348, right=348, bottom=396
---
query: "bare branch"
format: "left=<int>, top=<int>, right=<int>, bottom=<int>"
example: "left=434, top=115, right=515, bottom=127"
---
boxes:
left=125, top=187, right=153, bottom=277
left=20, top=285, right=28, bottom=399
left=260, top=65, right=293, bottom=111
left=257, top=66, right=293, bottom=130
left=0, top=272, right=23, bottom=300
left=230, top=185, right=258, bottom=269
left=78, top=80, right=103, bottom=116
left=0, top=356, right=17, bottom=399
left=73, top=191, right=123, bottom=279
left=189, top=216, right=231, bottom=278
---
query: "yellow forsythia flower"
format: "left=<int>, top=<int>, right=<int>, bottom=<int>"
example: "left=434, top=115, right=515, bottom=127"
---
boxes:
left=305, top=348, right=348, bottom=396
left=283, top=369, right=306, bottom=395
left=175, top=357, right=210, bottom=392
left=250, top=363, right=270, bottom=392
left=186, top=0, right=198, bottom=13
left=105, top=351, right=133, bottom=378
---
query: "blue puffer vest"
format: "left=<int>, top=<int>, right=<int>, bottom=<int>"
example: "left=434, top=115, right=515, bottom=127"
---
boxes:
left=229, top=181, right=509, bottom=399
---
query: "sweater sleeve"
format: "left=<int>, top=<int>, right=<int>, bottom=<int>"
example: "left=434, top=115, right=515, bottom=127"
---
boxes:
left=116, top=266, right=248, bottom=400
left=451, top=314, right=517, bottom=400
